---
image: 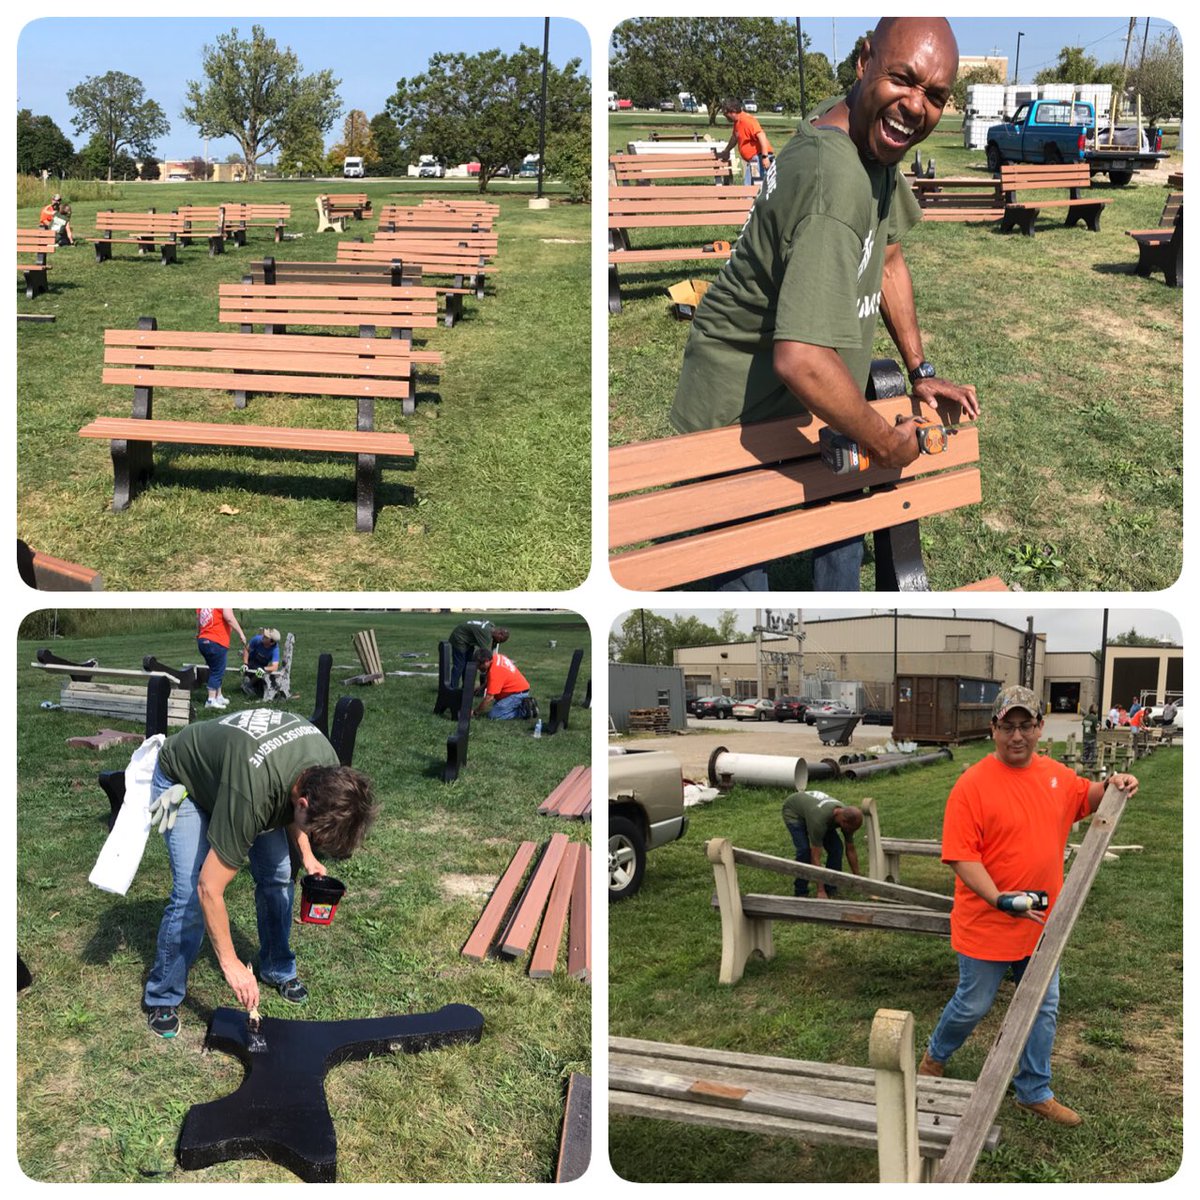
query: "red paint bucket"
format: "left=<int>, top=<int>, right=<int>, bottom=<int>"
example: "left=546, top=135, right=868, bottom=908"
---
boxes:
left=300, top=874, right=346, bottom=925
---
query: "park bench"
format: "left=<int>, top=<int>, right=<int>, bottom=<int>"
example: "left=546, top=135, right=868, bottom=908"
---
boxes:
left=860, top=798, right=943, bottom=885
left=374, top=227, right=498, bottom=259
left=611, top=1026, right=1000, bottom=1181
left=218, top=280, right=442, bottom=348
left=706, top=837, right=951, bottom=986
left=78, top=318, right=419, bottom=530
left=91, top=210, right=207, bottom=263
left=377, top=206, right=494, bottom=233
left=337, top=239, right=493, bottom=301
left=998, top=163, right=1111, bottom=236
left=17, top=539, right=102, bottom=590
left=316, top=193, right=372, bottom=233
left=908, top=175, right=1004, bottom=223
left=1125, top=191, right=1182, bottom=287
left=17, top=227, right=56, bottom=297
left=385, top=198, right=501, bottom=223
left=172, top=205, right=230, bottom=253
left=608, top=184, right=758, bottom=312
left=609, top=358, right=986, bottom=592
left=610, top=150, right=733, bottom=185
left=219, top=201, right=290, bottom=242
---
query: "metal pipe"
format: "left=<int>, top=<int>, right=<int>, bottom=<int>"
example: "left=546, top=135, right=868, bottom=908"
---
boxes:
left=840, top=748, right=952, bottom=780
left=708, top=748, right=808, bottom=792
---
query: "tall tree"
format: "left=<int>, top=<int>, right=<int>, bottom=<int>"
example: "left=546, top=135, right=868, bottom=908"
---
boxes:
left=1034, top=46, right=1101, bottom=85
left=836, top=31, right=874, bottom=93
left=17, top=109, right=75, bottom=176
left=327, top=109, right=380, bottom=167
left=277, top=123, right=326, bottom=177
left=952, top=64, right=1004, bottom=113
left=76, top=133, right=137, bottom=180
left=181, top=24, right=342, bottom=180
left=66, top=71, right=169, bottom=182
left=387, top=45, right=589, bottom=192
left=1131, top=30, right=1183, bottom=127
left=368, top=111, right=406, bottom=176
left=609, top=611, right=724, bottom=665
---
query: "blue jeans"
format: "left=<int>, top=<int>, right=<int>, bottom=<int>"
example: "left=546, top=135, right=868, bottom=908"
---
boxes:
left=143, top=760, right=296, bottom=1008
left=197, top=638, right=228, bottom=691
left=450, top=646, right=479, bottom=688
left=927, top=954, right=1061, bottom=1104
left=489, top=691, right=531, bottom=720
left=785, top=820, right=843, bottom=897
left=696, top=537, right=864, bottom=591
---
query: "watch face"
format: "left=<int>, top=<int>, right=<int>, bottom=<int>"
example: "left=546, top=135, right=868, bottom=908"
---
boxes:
left=913, top=362, right=936, bottom=380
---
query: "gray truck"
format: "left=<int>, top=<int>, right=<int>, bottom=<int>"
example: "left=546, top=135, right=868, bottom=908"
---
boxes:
left=986, top=99, right=1166, bottom=185
left=608, top=751, right=688, bottom=902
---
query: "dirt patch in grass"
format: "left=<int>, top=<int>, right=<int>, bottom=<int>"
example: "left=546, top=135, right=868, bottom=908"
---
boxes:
left=439, top=874, right=494, bottom=901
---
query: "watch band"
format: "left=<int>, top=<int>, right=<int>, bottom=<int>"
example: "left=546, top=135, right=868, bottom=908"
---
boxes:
left=909, top=361, right=936, bottom=384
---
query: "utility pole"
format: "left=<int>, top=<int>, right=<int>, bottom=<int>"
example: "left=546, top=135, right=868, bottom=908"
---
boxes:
left=795, top=19, right=807, bottom=117
left=536, top=18, right=550, bottom=200
left=1013, top=31, right=1024, bottom=84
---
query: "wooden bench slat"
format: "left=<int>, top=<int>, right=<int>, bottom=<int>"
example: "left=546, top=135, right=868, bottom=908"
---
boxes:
left=104, top=328, right=434, bottom=358
left=101, top=368, right=412, bottom=399
left=103, top=348, right=425, bottom=376
left=608, top=246, right=733, bottom=265
left=611, top=468, right=981, bottom=589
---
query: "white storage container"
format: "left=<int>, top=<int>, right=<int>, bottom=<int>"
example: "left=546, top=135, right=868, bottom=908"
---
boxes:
left=966, top=83, right=1006, bottom=118
left=1039, top=83, right=1075, bottom=101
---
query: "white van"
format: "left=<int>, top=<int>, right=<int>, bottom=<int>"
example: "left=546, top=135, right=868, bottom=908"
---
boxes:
left=343, top=157, right=365, bottom=178
left=608, top=91, right=618, bottom=111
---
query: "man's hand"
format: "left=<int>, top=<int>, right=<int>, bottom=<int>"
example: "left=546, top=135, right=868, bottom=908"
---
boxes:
left=869, top=417, right=922, bottom=469
left=912, top=376, right=980, bottom=421
left=996, top=892, right=1047, bottom=924
left=1108, top=773, right=1139, bottom=797
left=225, top=960, right=260, bottom=1010
left=303, top=857, right=327, bottom=878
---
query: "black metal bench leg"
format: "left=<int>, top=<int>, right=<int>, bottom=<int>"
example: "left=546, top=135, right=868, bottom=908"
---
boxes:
left=111, top=437, right=154, bottom=511
left=609, top=265, right=623, bottom=314
left=1166, top=238, right=1182, bottom=288
left=444, top=293, right=462, bottom=328
left=356, top=453, right=376, bottom=532
left=873, top=520, right=931, bottom=591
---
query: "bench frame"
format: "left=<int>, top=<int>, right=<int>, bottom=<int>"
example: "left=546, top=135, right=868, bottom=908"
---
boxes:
left=999, top=163, right=1110, bottom=237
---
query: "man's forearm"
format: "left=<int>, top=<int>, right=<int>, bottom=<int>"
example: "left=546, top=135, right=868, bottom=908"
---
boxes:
left=950, top=860, right=1002, bottom=906
left=474, top=695, right=495, bottom=716
left=197, top=882, right=239, bottom=971
left=844, top=842, right=860, bottom=875
left=288, top=824, right=319, bottom=871
left=879, top=244, right=924, bottom=373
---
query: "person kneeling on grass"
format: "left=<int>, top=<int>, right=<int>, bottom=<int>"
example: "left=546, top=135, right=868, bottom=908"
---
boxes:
left=471, top=651, right=538, bottom=721
left=142, top=710, right=378, bottom=1039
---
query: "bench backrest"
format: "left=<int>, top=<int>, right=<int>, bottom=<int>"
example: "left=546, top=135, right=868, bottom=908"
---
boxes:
left=374, top=228, right=497, bottom=254
left=337, top=241, right=489, bottom=271
left=247, top=258, right=421, bottom=287
left=94, top=211, right=186, bottom=235
left=610, top=151, right=732, bottom=183
left=1160, top=191, right=1183, bottom=227
left=609, top=366, right=981, bottom=590
left=217, top=281, right=440, bottom=329
left=1000, top=162, right=1092, bottom=195
left=18, top=228, right=57, bottom=256
left=610, top=184, right=759, bottom=228
left=102, top=326, right=423, bottom=401
left=175, top=205, right=227, bottom=230
left=378, top=213, right=494, bottom=234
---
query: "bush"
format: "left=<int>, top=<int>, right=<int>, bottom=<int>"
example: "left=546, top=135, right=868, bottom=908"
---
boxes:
left=16, top=174, right=128, bottom=209
left=18, top=609, right=195, bottom=641
left=545, top=128, right=590, bottom=203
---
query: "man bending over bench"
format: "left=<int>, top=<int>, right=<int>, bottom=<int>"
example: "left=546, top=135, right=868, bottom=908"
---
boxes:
left=782, top=791, right=863, bottom=897
left=670, top=16, right=979, bottom=590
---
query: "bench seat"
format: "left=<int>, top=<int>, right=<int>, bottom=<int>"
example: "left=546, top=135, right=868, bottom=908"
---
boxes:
left=999, top=164, right=1111, bottom=236
left=18, top=227, right=56, bottom=297
left=1124, top=192, right=1182, bottom=287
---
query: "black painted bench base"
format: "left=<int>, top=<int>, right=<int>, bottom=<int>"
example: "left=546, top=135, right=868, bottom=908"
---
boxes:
left=93, top=239, right=178, bottom=265
left=1000, top=201, right=1105, bottom=237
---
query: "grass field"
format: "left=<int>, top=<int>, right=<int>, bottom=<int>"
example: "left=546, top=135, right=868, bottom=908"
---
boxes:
left=17, top=179, right=590, bottom=591
left=17, top=609, right=591, bottom=1183
left=607, top=112, right=1183, bottom=591
left=609, top=738, right=1182, bottom=1183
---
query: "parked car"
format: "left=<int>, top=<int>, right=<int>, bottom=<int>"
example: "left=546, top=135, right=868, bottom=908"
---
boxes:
left=693, top=696, right=733, bottom=719
left=732, top=698, right=775, bottom=721
left=659, top=99, right=676, bottom=111
left=772, top=103, right=785, bottom=113
left=343, top=156, right=365, bottom=178
left=417, top=155, right=445, bottom=178
left=743, top=100, right=758, bottom=113
left=804, top=701, right=853, bottom=725
left=772, top=695, right=810, bottom=722
left=609, top=751, right=688, bottom=901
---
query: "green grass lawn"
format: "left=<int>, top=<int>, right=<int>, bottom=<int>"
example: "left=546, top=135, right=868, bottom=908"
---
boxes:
left=607, top=112, right=1183, bottom=591
left=17, top=180, right=590, bottom=591
left=17, top=609, right=591, bottom=1183
left=609, top=739, right=1182, bottom=1183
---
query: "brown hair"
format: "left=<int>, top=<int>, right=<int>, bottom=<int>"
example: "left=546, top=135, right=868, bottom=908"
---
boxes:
left=297, top=766, right=379, bottom=859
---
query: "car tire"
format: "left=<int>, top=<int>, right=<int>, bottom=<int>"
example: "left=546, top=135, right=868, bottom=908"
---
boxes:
left=985, top=143, right=1002, bottom=173
left=609, top=816, right=646, bottom=902
left=1043, top=143, right=1063, bottom=165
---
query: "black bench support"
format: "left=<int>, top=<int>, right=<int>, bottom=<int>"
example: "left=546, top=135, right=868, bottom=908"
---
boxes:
left=145, top=675, right=171, bottom=738
left=442, top=658, right=477, bottom=783
left=36, top=647, right=99, bottom=681
left=433, top=640, right=463, bottom=717
left=546, top=648, right=585, bottom=736
left=309, top=653, right=333, bottom=736
left=329, top=696, right=364, bottom=767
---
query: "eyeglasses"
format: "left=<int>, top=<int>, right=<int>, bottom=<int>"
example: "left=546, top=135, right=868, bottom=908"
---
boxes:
left=995, top=720, right=1039, bottom=735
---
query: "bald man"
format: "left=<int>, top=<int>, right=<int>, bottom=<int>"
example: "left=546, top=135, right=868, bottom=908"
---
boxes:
left=672, top=17, right=979, bottom=590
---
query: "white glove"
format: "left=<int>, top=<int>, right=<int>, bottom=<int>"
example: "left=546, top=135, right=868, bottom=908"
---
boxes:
left=148, top=783, right=188, bottom=833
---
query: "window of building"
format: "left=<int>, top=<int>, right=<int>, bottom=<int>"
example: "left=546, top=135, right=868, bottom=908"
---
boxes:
left=945, top=635, right=971, bottom=651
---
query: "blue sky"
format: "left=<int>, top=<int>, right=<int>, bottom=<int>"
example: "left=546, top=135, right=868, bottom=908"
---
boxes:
left=17, top=17, right=590, bottom=161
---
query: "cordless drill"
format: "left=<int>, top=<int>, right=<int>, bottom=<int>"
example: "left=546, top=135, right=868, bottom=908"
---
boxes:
left=819, top=416, right=958, bottom=475
left=996, top=890, right=1050, bottom=914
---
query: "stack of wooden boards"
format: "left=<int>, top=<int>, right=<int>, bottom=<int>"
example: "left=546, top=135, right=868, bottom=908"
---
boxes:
left=538, top=766, right=592, bottom=820
left=462, top=833, right=590, bottom=981
left=350, top=629, right=384, bottom=684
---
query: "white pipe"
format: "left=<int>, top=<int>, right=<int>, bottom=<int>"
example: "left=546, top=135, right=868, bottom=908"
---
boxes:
left=708, top=749, right=808, bottom=792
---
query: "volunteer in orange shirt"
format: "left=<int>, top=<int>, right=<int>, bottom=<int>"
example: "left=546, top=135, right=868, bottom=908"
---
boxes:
left=918, top=685, right=1137, bottom=1126
left=196, top=606, right=247, bottom=710
left=718, top=99, right=774, bottom=185
left=472, top=650, right=535, bottom=721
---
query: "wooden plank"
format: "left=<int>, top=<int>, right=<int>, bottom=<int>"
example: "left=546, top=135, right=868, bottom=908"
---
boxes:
left=729, top=845, right=953, bottom=912
left=105, top=328, right=434, bottom=358
left=529, top=842, right=581, bottom=977
left=554, top=1072, right=591, bottom=1183
left=934, top=782, right=1131, bottom=1183
left=557, top=770, right=594, bottom=819
left=736, top=893, right=951, bottom=936
left=79, top=418, right=416, bottom=457
left=538, top=764, right=587, bottom=814
left=460, top=841, right=537, bottom=960
left=35, top=663, right=188, bottom=686
left=500, top=833, right=569, bottom=958
left=567, top=845, right=591, bottom=982
left=101, top=368, right=413, bottom=399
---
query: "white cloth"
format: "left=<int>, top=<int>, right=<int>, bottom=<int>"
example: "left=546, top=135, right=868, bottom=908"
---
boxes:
left=88, top=734, right=165, bottom=895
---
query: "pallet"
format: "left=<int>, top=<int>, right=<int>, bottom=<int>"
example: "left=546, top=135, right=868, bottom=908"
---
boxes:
left=60, top=680, right=192, bottom=727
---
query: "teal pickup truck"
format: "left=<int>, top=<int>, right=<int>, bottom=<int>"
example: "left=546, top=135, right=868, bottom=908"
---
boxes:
left=986, top=99, right=1166, bottom=185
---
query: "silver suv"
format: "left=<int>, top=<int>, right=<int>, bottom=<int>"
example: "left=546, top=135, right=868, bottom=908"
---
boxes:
left=608, top=751, right=688, bottom=902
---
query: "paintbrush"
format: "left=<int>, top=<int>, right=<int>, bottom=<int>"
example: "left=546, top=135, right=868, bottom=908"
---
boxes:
left=246, top=962, right=267, bottom=1053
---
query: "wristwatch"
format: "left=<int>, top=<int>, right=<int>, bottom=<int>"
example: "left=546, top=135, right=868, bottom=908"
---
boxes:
left=908, top=361, right=936, bottom=385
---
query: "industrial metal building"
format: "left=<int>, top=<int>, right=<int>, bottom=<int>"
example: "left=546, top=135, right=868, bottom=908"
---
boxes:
left=608, top=662, right=687, bottom=733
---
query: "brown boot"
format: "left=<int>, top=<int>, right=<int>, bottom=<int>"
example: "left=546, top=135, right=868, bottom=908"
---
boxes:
left=917, top=1050, right=945, bottom=1078
left=1015, top=1097, right=1082, bottom=1127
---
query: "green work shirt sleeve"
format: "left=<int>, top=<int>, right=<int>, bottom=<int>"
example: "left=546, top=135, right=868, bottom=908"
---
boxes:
left=774, top=213, right=870, bottom=350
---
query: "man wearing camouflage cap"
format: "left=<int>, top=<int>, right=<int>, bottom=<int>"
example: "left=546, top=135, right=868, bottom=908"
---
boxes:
left=918, top=685, right=1138, bottom=1126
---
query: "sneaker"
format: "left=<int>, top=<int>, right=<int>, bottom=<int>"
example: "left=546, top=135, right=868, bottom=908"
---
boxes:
left=1015, top=1097, right=1082, bottom=1126
left=918, top=1050, right=945, bottom=1078
left=276, top=977, right=308, bottom=1004
left=147, top=1006, right=180, bottom=1038
left=205, top=696, right=230, bottom=710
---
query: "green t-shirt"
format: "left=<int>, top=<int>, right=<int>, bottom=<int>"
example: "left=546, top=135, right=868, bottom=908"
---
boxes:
left=158, top=710, right=340, bottom=868
left=450, top=619, right=494, bottom=655
left=671, top=102, right=922, bottom=432
left=1082, top=713, right=1099, bottom=737
left=782, top=791, right=840, bottom=843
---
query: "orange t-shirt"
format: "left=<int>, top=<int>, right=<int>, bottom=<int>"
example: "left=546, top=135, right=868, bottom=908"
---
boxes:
left=40, top=203, right=58, bottom=227
left=1130, top=708, right=1148, bottom=728
left=732, top=112, right=772, bottom=162
left=196, top=607, right=231, bottom=647
left=941, top=752, right=1091, bottom=961
left=484, top=652, right=529, bottom=699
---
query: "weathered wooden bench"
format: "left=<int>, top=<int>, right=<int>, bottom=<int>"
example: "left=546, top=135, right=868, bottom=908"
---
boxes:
left=218, top=280, right=442, bottom=347
left=908, top=175, right=1004, bottom=223
left=610, top=150, right=733, bottom=185
left=316, top=193, right=372, bottom=232
left=17, top=227, right=56, bottom=297
left=17, top=539, right=103, bottom=590
left=1125, top=191, right=1182, bottom=287
left=79, top=318, right=419, bottom=529
left=706, top=837, right=951, bottom=985
left=999, top=163, right=1111, bottom=236
left=608, top=184, right=758, bottom=312
left=375, top=228, right=498, bottom=259
left=860, top=797, right=943, bottom=885
left=90, top=211, right=207, bottom=262
left=611, top=1024, right=1000, bottom=1181
left=609, top=358, right=985, bottom=591
left=337, top=240, right=493, bottom=301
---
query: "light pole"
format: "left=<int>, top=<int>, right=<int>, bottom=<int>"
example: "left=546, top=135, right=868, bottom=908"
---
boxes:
left=1013, top=31, right=1025, bottom=84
